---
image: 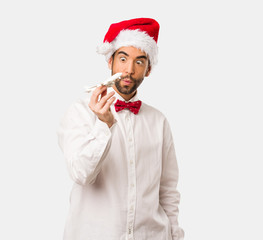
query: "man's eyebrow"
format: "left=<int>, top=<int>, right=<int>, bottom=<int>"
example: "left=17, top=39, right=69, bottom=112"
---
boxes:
left=117, top=51, right=147, bottom=60
left=136, top=55, right=147, bottom=60
left=117, top=51, right=129, bottom=56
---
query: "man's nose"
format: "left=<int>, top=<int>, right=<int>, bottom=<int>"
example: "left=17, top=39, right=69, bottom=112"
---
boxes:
left=126, top=61, right=135, bottom=74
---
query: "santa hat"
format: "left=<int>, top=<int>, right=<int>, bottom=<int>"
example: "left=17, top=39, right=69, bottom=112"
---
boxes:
left=97, top=18, right=160, bottom=66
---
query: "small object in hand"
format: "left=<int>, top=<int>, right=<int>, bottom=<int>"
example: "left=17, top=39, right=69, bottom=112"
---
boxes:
left=84, top=73, right=122, bottom=93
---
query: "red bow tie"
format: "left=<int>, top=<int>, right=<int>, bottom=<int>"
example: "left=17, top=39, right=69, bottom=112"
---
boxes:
left=114, top=99, right=142, bottom=115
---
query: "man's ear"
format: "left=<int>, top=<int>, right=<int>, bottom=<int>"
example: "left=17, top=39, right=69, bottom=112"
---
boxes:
left=108, top=57, right=113, bottom=70
left=145, top=65, right=151, bottom=77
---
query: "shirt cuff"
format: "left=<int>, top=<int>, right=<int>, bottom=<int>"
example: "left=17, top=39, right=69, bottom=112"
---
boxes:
left=92, top=118, right=111, bottom=139
left=91, top=117, right=117, bottom=139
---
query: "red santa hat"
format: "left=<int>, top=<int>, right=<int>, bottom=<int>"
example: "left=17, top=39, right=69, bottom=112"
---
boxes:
left=97, top=18, right=160, bottom=66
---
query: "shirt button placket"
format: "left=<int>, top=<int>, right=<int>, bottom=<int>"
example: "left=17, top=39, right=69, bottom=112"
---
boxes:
left=126, top=113, right=136, bottom=240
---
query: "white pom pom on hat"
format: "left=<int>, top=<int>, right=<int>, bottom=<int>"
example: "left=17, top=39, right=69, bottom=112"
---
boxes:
left=97, top=18, right=160, bottom=66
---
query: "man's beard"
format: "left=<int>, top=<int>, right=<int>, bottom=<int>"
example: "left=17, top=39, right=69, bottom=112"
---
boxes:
left=114, top=75, right=144, bottom=95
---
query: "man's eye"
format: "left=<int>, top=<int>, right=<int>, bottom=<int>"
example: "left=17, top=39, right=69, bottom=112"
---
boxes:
left=120, top=57, right=126, bottom=61
left=136, top=60, right=143, bottom=65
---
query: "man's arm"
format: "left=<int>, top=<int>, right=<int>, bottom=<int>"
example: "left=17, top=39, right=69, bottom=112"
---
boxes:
left=57, top=86, right=116, bottom=185
left=159, top=119, right=184, bottom=240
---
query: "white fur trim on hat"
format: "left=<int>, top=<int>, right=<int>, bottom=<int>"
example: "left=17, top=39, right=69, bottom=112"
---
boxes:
left=97, top=29, right=158, bottom=66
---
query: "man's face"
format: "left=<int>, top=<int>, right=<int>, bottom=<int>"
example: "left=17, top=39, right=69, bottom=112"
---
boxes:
left=108, top=46, right=151, bottom=100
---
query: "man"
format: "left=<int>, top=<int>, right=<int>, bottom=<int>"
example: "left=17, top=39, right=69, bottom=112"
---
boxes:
left=58, top=18, right=184, bottom=240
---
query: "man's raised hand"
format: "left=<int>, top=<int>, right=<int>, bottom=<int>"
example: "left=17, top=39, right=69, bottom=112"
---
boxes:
left=89, top=86, right=116, bottom=128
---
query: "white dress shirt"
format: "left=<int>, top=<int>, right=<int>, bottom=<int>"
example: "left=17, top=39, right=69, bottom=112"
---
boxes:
left=57, top=89, right=184, bottom=240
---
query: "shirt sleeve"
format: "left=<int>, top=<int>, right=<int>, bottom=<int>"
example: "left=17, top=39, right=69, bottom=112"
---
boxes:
left=159, top=119, right=185, bottom=240
left=57, top=99, right=115, bottom=185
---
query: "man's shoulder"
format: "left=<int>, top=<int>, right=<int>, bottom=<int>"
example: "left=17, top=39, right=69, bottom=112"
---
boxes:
left=141, top=102, right=167, bottom=121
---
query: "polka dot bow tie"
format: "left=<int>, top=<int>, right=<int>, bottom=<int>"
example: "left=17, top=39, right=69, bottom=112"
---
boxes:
left=114, top=99, right=142, bottom=115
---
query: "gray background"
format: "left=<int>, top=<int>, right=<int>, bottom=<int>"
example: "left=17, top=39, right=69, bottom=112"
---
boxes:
left=0, top=0, right=262, bottom=239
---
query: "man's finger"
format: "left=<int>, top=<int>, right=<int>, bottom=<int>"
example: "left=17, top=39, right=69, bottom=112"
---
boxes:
left=89, top=85, right=107, bottom=106
left=100, top=87, right=107, bottom=99
left=101, top=96, right=116, bottom=112
left=97, top=91, right=115, bottom=109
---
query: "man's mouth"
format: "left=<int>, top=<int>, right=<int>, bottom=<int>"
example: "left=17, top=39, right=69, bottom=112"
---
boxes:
left=122, top=78, right=133, bottom=85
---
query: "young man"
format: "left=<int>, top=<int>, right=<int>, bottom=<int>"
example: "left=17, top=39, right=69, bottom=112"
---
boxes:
left=58, top=18, right=184, bottom=240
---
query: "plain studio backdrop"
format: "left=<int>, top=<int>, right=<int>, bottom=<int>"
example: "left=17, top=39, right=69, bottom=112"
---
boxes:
left=0, top=0, right=262, bottom=239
